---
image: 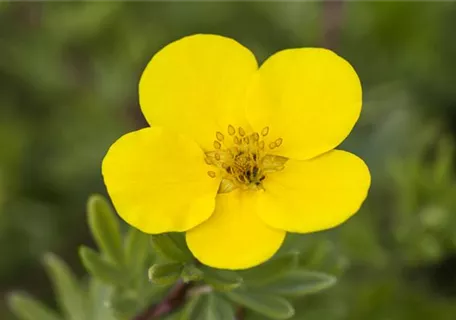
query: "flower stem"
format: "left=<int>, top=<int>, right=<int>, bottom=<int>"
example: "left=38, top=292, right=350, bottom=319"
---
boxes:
left=321, top=0, right=345, bottom=50
left=236, top=306, right=245, bottom=320
left=134, top=280, right=190, bottom=320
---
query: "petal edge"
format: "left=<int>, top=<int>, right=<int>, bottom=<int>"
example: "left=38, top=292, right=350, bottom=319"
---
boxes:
left=139, top=34, right=258, bottom=150
left=246, top=48, right=362, bottom=160
left=102, top=127, right=221, bottom=234
left=256, top=150, right=370, bottom=233
left=186, top=190, right=286, bottom=270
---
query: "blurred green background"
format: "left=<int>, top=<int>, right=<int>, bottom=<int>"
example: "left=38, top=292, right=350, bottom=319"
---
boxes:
left=1, top=1, right=456, bottom=319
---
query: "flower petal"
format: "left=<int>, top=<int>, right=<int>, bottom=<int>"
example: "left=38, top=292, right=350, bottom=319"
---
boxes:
left=256, top=150, right=370, bottom=233
left=139, top=34, right=258, bottom=150
left=186, top=189, right=286, bottom=270
left=102, top=127, right=221, bottom=234
left=246, top=48, right=362, bottom=160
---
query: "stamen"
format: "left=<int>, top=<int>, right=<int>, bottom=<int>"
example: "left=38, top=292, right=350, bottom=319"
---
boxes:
left=216, top=132, right=224, bottom=141
left=275, top=138, right=283, bottom=147
left=218, top=178, right=236, bottom=193
left=207, top=127, right=287, bottom=191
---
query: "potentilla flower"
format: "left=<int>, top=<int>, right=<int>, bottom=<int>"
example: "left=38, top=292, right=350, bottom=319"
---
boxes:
left=102, top=34, right=371, bottom=270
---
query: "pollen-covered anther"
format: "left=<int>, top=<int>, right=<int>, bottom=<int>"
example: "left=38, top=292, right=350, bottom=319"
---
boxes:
left=206, top=126, right=288, bottom=191
left=207, top=171, right=217, bottom=178
left=228, top=125, right=236, bottom=136
left=275, top=138, right=283, bottom=147
left=216, top=132, right=225, bottom=141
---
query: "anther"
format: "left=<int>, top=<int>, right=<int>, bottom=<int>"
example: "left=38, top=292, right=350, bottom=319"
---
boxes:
left=213, top=141, right=221, bottom=149
left=259, top=141, right=265, bottom=149
left=238, top=127, right=245, bottom=137
left=275, top=138, right=283, bottom=147
left=215, top=153, right=221, bottom=161
left=216, top=132, right=225, bottom=141
left=207, top=171, right=217, bottom=178
left=228, top=125, right=236, bottom=136
left=243, top=137, right=250, bottom=144
left=261, top=127, right=269, bottom=136
left=233, top=136, right=240, bottom=145
left=252, top=132, right=259, bottom=142
left=204, top=157, right=212, bottom=165
left=269, top=142, right=276, bottom=149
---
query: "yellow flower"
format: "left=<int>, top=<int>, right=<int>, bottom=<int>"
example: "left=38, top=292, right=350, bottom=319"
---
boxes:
left=102, top=34, right=371, bottom=270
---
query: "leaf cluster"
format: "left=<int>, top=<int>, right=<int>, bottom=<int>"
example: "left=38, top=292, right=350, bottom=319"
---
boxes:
left=8, top=195, right=336, bottom=320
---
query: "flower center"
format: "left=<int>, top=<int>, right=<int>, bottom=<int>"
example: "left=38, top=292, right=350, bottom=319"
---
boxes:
left=205, top=125, right=287, bottom=193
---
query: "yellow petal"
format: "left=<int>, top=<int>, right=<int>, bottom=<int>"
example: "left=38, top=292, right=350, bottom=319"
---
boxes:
left=257, top=150, right=370, bottom=233
left=186, top=189, right=286, bottom=270
left=246, top=48, right=362, bottom=160
left=139, top=34, right=258, bottom=150
left=102, top=127, right=221, bottom=234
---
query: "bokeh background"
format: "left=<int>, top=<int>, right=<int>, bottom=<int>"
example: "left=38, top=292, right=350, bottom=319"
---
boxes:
left=1, top=1, right=456, bottom=319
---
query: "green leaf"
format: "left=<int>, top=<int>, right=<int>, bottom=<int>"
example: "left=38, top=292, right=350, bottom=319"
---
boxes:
left=212, top=295, right=236, bottom=320
left=240, top=252, right=299, bottom=286
left=43, top=253, right=88, bottom=320
left=148, top=262, right=183, bottom=285
left=125, top=227, right=151, bottom=273
left=79, top=246, right=127, bottom=286
left=150, top=233, right=193, bottom=262
left=87, top=194, right=124, bottom=266
left=163, top=311, right=183, bottom=320
left=202, top=267, right=243, bottom=292
left=109, top=288, right=141, bottom=319
left=261, top=270, right=337, bottom=297
left=181, top=264, right=204, bottom=283
left=88, top=279, right=117, bottom=320
left=225, top=291, right=294, bottom=320
left=7, top=292, right=62, bottom=320
left=180, top=293, right=235, bottom=320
